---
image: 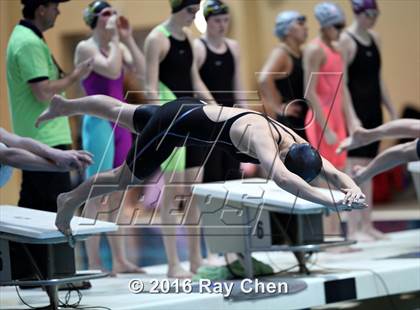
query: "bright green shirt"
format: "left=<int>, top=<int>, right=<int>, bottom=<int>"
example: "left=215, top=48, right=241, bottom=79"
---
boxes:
left=6, top=23, right=71, bottom=147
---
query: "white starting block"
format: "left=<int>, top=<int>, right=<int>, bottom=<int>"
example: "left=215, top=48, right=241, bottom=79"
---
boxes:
left=193, top=179, right=358, bottom=278
left=408, top=161, right=420, bottom=201
left=0, top=205, right=118, bottom=310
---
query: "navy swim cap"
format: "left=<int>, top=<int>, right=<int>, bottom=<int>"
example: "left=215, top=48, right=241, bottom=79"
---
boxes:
left=284, top=143, right=322, bottom=183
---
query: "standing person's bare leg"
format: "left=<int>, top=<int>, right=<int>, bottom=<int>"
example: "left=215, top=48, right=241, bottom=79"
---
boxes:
left=107, top=191, right=145, bottom=274
left=184, top=166, right=203, bottom=274
left=82, top=197, right=107, bottom=270
left=346, top=158, right=377, bottom=242
left=160, top=171, right=193, bottom=279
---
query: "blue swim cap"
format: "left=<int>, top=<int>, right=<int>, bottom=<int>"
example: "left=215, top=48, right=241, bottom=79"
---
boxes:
left=314, top=2, right=345, bottom=28
left=284, top=143, right=322, bottom=183
left=274, top=11, right=306, bottom=39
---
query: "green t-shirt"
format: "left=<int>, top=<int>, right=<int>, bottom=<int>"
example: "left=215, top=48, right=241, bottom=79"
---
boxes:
left=6, top=24, right=71, bottom=147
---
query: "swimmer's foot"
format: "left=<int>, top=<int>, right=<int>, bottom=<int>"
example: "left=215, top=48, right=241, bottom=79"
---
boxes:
left=36, top=95, right=74, bottom=127
left=55, top=193, right=78, bottom=244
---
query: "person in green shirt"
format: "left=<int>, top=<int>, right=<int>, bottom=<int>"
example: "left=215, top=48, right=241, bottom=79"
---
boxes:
left=6, top=0, right=92, bottom=212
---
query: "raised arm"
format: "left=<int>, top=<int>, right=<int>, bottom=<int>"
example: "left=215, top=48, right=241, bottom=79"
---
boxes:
left=75, top=16, right=123, bottom=80
left=118, top=16, right=146, bottom=84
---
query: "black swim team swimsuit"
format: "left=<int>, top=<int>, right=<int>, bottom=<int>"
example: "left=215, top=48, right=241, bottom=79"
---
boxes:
left=125, top=97, right=298, bottom=179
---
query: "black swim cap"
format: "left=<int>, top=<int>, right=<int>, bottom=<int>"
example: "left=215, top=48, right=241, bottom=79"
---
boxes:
left=203, top=0, right=229, bottom=20
left=83, top=1, right=111, bottom=29
left=284, top=143, right=322, bottom=183
left=170, top=0, right=201, bottom=14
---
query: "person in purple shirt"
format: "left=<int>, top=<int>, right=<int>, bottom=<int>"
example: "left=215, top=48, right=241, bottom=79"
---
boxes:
left=75, top=0, right=145, bottom=274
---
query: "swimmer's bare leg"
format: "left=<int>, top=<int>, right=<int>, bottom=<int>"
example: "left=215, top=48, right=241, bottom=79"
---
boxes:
left=56, top=163, right=139, bottom=240
left=36, top=94, right=138, bottom=132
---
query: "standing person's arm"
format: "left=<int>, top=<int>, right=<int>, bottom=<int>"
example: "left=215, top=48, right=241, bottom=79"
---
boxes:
left=227, top=39, right=248, bottom=109
left=25, top=51, right=92, bottom=102
left=303, top=44, right=337, bottom=145
left=75, top=14, right=123, bottom=80
left=16, top=31, right=91, bottom=102
left=144, top=31, right=164, bottom=102
left=258, top=48, right=287, bottom=116
left=371, top=32, right=398, bottom=120
left=118, top=16, right=146, bottom=84
left=187, top=34, right=217, bottom=105
left=339, top=33, right=362, bottom=134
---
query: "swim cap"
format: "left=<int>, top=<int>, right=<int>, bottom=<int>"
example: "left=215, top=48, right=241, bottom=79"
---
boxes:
left=314, top=2, right=345, bottom=28
left=170, top=0, right=201, bottom=14
left=274, top=11, right=306, bottom=39
left=83, top=0, right=111, bottom=29
left=351, top=0, right=378, bottom=14
left=284, top=143, right=322, bottom=183
left=203, top=0, right=229, bottom=20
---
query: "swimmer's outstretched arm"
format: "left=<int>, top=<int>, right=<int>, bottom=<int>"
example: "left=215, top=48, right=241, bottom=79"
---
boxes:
left=337, top=119, right=420, bottom=153
left=0, top=128, right=92, bottom=171
left=254, top=136, right=364, bottom=207
left=354, top=140, right=419, bottom=184
left=319, top=156, right=365, bottom=202
left=36, top=94, right=140, bottom=133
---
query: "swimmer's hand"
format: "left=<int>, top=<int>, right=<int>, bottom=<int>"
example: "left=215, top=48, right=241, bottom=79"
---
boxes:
left=340, top=187, right=366, bottom=208
left=49, top=149, right=94, bottom=172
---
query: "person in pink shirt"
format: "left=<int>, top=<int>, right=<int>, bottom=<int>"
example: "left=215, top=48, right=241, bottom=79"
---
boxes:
left=304, top=2, right=360, bottom=245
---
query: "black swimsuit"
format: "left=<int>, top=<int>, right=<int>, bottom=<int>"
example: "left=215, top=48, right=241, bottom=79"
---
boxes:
left=347, top=32, right=382, bottom=158
left=199, top=38, right=241, bottom=182
left=126, top=97, right=296, bottom=179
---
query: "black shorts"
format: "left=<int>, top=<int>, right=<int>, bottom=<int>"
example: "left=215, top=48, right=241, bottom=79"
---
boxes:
left=18, top=145, right=72, bottom=212
left=417, top=139, right=420, bottom=159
